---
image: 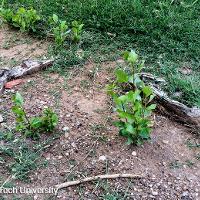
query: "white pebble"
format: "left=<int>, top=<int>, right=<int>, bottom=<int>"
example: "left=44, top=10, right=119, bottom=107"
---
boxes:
left=99, top=155, right=107, bottom=161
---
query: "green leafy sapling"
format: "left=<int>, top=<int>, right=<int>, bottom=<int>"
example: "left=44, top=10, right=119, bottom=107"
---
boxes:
left=71, top=20, right=84, bottom=43
left=12, top=92, right=29, bottom=132
left=12, top=7, right=40, bottom=32
left=0, top=8, right=14, bottom=23
left=107, top=50, right=156, bottom=145
left=49, top=14, right=70, bottom=47
left=12, top=92, right=58, bottom=138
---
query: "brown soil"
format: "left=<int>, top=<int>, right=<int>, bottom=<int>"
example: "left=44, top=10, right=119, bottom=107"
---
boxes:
left=0, top=25, right=48, bottom=69
left=0, top=28, right=200, bottom=200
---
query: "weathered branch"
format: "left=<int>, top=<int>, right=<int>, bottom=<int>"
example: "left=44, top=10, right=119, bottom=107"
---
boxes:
left=140, top=73, right=200, bottom=132
left=55, top=173, right=142, bottom=191
left=0, top=59, right=54, bottom=94
left=152, top=86, right=200, bottom=131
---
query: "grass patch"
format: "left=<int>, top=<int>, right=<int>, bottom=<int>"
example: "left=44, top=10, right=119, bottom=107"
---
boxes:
left=0, top=130, right=59, bottom=182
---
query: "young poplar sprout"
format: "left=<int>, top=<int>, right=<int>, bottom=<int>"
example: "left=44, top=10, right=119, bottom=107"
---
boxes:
left=107, top=50, right=156, bottom=145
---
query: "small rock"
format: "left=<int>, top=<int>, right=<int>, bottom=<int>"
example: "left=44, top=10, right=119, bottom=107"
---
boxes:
left=65, top=132, right=69, bottom=138
left=58, top=155, right=63, bottom=159
left=40, top=100, right=46, bottom=105
left=62, top=126, right=69, bottom=132
left=65, top=152, right=70, bottom=156
left=152, top=191, right=158, bottom=196
left=162, top=140, right=169, bottom=144
left=99, top=155, right=107, bottom=161
left=182, top=191, right=189, bottom=197
left=131, top=151, right=137, bottom=156
left=179, top=67, right=192, bottom=75
left=0, top=115, right=3, bottom=123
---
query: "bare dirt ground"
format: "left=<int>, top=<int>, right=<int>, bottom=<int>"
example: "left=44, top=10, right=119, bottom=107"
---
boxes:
left=0, top=27, right=200, bottom=200
left=0, top=25, right=48, bottom=69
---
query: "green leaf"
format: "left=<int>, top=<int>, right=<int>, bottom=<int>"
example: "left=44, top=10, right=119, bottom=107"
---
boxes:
left=123, top=51, right=129, bottom=60
left=118, top=111, right=134, bottom=123
left=146, top=104, right=156, bottom=111
left=127, top=50, right=138, bottom=64
left=113, top=121, right=125, bottom=128
left=52, top=14, right=58, bottom=23
left=126, top=124, right=136, bottom=134
left=142, top=86, right=152, bottom=97
left=148, top=94, right=155, bottom=102
left=115, top=69, right=128, bottom=83
left=139, top=128, right=150, bottom=139
left=11, top=106, right=24, bottom=116
left=134, top=74, right=144, bottom=87
left=126, top=137, right=134, bottom=145
left=30, top=117, right=43, bottom=129
left=118, top=95, right=128, bottom=102
left=13, top=92, right=24, bottom=106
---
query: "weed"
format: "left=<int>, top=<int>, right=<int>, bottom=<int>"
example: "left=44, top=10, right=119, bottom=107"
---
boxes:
left=0, top=132, right=58, bottom=181
left=169, top=160, right=183, bottom=169
left=12, top=7, right=40, bottom=32
left=185, top=160, right=195, bottom=168
left=12, top=92, right=58, bottom=139
left=71, top=20, right=84, bottom=43
left=49, top=14, right=69, bottom=47
left=0, top=7, right=13, bottom=23
left=186, top=139, right=200, bottom=149
left=0, top=7, right=40, bottom=32
left=196, top=153, right=200, bottom=160
left=107, top=50, right=156, bottom=145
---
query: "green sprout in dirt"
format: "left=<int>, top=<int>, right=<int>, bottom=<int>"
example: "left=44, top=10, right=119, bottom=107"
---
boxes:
left=0, top=7, right=40, bottom=32
left=71, top=20, right=84, bottom=43
left=49, top=14, right=69, bottom=47
left=12, top=92, right=58, bottom=139
left=107, top=50, right=156, bottom=145
left=0, top=8, right=13, bottom=23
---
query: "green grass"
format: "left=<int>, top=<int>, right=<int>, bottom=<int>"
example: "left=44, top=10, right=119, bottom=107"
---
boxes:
left=0, top=130, right=59, bottom=182
left=1, top=0, right=200, bottom=106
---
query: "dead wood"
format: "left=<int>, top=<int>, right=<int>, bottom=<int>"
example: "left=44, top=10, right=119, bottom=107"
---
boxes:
left=0, top=59, right=54, bottom=95
left=140, top=73, right=200, bottom=132
left=55, top=173, right=142, bottom=191
left=152, top=86, right=200, bottom=131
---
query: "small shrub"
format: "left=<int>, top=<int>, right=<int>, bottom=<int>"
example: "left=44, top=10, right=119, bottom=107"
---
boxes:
left=12, top=92, right=58, bottom=139
left=0, top=8, right=14, bottom=23
left=49, top=14, right=69, bottom=47
left=71, top=20, right=84, bottom=43
left=0, top=7, right=40, bottom=32
left=107, top=50, right=156, bottom=145
left=12, top=7, right=40, bottom=32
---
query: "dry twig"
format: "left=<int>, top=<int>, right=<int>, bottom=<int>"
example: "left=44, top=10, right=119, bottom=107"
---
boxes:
left=55, top=173, right=142, bottom=190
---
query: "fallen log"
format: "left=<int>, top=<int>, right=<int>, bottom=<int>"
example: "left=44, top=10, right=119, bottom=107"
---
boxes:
left=152, top=86, right=200, bottom=132
left=0, top=59, right=54, bottom=94
left=140, top=73, right=200, bottom=132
